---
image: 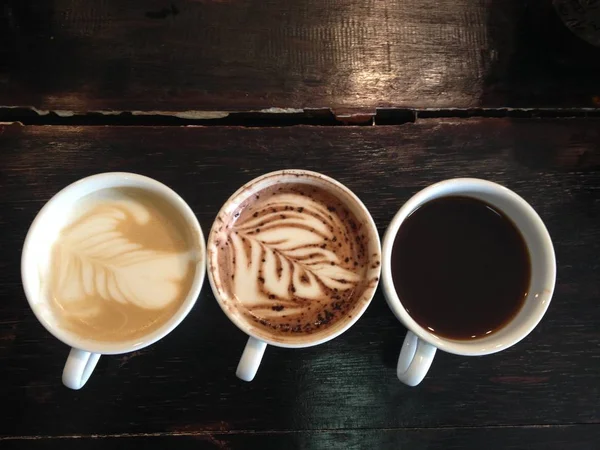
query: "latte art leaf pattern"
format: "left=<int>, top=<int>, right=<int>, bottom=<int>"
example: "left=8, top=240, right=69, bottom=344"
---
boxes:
left=212, top=180, right=378, bottom=338
left=51, top=200, right=191, bottom=317
left=228, top=193, right=361, bottom=313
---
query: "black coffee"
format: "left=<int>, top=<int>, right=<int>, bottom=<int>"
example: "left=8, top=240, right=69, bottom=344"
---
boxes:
left=391, top=196, right=531, bottom=340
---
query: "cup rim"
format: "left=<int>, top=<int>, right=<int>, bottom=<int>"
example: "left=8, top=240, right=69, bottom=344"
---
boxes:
left=381, top=178, right=556, bottom=356
left=21, top=172, right=206, bottom=355
left=206, top=169, right=382, bottom=349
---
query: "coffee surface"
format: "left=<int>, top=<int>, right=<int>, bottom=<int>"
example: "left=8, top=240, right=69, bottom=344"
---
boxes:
left=391, top=196, right=531, bottom=340
left=212, top=182, right=372, bottom=336
left=47, top=187, right=197, bottom=342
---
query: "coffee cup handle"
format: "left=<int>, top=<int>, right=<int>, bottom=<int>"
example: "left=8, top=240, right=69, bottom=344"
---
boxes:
left=397, top=331, right=437, bottom=386
left=62, top=348, right=101, bottom=390
left=236, top=336, right=267, bottom=382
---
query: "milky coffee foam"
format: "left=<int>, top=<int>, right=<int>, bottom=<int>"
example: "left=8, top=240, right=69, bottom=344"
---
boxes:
left=47, top=187, right=198, bottom=342
left=211, top=182, right=376, bottom=338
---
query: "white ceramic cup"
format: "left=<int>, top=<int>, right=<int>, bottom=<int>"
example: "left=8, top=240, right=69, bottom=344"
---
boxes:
left=21, top=173, right=206, bottom=389
left=382, top=178, right=556, bottom=386
left=207, top=170, right=381, bottom=381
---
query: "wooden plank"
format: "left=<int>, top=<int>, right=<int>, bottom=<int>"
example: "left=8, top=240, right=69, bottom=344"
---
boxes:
left=2, top=426, right=600, bottom=450
left=0, top=120, right=599, bottom=437
left=1, top=1, right=599, bottom=112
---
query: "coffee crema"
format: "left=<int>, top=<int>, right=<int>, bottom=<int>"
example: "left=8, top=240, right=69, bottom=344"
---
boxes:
left=211, top=182, right=375, bottom=338
left=47, top=187, right=198, bottom=342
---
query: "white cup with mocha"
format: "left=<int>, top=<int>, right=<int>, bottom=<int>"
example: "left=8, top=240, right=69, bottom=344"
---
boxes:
left=207, top=170, right=381, bottom=381
left=21, top=173, right=206, bottom=389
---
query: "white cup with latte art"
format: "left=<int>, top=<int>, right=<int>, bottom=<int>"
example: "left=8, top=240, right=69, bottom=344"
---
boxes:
left=207, top=170, right=381, bottom=381
left=21, top=173, right=206, bottom=389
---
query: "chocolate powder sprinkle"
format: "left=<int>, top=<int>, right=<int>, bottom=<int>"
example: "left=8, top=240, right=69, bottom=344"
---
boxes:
left=217, top=181, right=374, bottom=339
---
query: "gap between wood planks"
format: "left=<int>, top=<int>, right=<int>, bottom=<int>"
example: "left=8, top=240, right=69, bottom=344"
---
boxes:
left=1, top=107, right=600, bottom=127
left=0, top=423, right=597, bottom=441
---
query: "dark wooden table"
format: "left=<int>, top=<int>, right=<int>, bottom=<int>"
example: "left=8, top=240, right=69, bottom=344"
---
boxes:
left=1, top=1, right=599, bottom=449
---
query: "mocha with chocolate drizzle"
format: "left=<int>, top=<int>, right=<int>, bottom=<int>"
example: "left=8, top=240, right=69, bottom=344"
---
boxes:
left=214, top=182, right=371, bottom=337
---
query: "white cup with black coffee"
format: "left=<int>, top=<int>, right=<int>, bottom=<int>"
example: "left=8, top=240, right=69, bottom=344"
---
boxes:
left=207, top=170, right=381, bottom=381
left=382, top=178, right=556, bottom=386
left=21, top=173, right=206, bottom=389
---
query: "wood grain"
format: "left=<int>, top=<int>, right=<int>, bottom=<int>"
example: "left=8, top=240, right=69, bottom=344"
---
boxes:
left=2, top=425, right=599, bottom=450
left=0, top=120, right=599, bottom=438
left=1, top=0, right=599, bottom=113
